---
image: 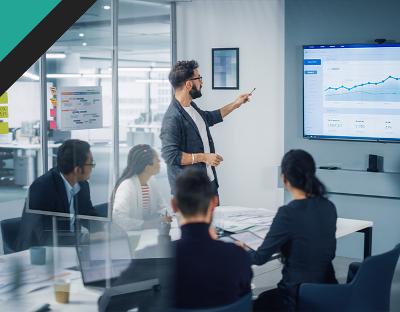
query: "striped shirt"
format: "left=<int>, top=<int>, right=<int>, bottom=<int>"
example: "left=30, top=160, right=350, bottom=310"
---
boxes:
left=141, top=185, right=151, bottom=219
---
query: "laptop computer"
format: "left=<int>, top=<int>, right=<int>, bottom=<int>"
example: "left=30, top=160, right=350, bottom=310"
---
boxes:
left=75, top=224, right=160, bottom=292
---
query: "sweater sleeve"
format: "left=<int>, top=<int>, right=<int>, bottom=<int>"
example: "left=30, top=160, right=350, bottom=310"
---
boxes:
left=112, top=179, right=144, bottom=231
left=250, top=205, right=292, bottom=265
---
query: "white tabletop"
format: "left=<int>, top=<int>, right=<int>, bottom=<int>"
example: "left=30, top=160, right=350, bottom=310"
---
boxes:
left=0, top=142, right=60, bottom=150
left=0, top=209, right=373, bottom=311
left=336, top=217, right=373, bottom=238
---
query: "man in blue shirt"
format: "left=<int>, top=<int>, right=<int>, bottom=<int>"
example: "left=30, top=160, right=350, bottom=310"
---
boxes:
left=16, top=139, right=98, bottom=250
left=160, top=60, right=251, bottom=196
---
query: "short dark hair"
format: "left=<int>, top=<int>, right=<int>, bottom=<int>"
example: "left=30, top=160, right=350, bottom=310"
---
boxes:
left=175, top=168, right=213, bottom=217
left=57, top=139, right=91, bottom=174
left=168, top=60, right=199, bottom=89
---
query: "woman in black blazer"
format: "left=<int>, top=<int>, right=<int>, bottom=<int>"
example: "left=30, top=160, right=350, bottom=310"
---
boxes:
left=251, top=149, right=338, bottom=312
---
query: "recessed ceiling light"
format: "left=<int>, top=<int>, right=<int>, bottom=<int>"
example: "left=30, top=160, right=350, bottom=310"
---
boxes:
left=103, top=5, right=111, bottom=10
left=23, top=72, right=40, bottom=81
left=82, top=42, right=87, bottom=46
left=46, top=53, right=66, bottom=59
left=79, top=33, right=85, bottom=37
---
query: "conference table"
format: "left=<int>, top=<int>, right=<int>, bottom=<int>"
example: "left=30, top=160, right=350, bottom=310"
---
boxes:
left=0, top=207, right=373, bottom=311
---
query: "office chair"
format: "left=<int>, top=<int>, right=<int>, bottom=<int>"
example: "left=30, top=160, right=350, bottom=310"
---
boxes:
left=170, top=292, right=252, bottom=312
left=0, top=217, right=22, bottom=254
left=94, top=203, right=109, bottom=218
left=298, top=243, right=400, bottom=312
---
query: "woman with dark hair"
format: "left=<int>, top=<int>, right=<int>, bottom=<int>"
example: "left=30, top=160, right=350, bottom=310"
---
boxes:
left=112, top=144, right=168, bottom=231
left=250, top=149, right=337, bottom=312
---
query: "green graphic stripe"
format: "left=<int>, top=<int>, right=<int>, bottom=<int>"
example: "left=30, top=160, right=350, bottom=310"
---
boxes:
left=0, top=0, right=61, bottom=62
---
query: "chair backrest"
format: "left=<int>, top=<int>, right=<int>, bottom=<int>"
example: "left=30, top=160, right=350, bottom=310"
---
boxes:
left=298, top=244, right=400, bottom=312
left=348, top=243, right=400, bottom=311
left=169, top=292, right=252, bottom=312
left=94, top=203, right=108, bottom=218
left=0, top=217, right=22, bottom=254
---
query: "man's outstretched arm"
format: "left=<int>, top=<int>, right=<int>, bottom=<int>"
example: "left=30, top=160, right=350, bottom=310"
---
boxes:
left=220, top=93, right=251, bottom=118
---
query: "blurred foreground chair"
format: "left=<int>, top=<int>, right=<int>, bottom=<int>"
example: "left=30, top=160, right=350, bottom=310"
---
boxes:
left=169, top=292, right=252, bottom=312
left=298, top=243, right=400, bottom=312
left=1, top=217, right=22, bottom=254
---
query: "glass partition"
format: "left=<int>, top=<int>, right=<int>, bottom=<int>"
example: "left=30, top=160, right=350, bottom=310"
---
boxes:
left=46, top=1, right=113, bottom=206
left=0, top=2, right=175, bottom=309
left=117, top=0, right=172, bottom=207
left=0, top=61, right=41, bottom=217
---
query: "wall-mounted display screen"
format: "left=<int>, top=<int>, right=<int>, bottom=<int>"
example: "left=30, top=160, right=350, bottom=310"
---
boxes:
left=303, top=44, right=400, bottom=142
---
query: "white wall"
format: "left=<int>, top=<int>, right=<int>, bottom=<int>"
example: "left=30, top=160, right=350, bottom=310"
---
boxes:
left=176, top=0, right=284, bottom=209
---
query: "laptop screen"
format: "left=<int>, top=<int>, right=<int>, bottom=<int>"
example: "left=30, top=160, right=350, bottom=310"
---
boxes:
left=76, top=224, right=132, bottom=285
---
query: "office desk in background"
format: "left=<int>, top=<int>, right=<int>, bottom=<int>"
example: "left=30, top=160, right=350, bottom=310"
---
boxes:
left=0, top=143, right=60, bottom=187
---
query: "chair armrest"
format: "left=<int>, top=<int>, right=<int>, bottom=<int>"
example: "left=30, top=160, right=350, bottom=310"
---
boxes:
left=298, top=283, right=352, bottom=312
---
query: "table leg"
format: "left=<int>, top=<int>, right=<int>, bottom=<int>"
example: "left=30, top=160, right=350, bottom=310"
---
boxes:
left=357, top=226, right=372, bottom=259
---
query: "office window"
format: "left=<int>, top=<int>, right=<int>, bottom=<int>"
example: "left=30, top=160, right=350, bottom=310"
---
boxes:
left=117, top=0, right=172, bottom=199
left=46, top=1, right=113, bottom=205
left=0, top=61, right=42, bottom=214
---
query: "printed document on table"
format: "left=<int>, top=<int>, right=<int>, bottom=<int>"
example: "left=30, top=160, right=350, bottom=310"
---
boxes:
left=214, top=206, right=276, bottom=233
left=231, top=231, right=264, bottom=250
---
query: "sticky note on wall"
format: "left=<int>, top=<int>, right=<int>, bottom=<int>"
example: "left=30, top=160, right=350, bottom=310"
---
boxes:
left=50, top=120, right=56, bottom=129
left=0, top=106, right=8, bottom=118
left=0, top=122, right=9, bottom=134
left=0, top=93, right=8, bottom=104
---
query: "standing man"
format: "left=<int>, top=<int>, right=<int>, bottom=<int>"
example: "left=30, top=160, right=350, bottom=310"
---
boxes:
left=160, top=60, right=251, bottom=196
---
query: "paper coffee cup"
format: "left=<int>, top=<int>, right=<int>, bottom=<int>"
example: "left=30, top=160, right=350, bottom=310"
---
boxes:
left=54, top=280, right=70, bottom=304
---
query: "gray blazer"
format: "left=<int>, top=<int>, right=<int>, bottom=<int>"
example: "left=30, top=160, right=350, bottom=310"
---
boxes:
left=160, top=97, right=223, bottom=194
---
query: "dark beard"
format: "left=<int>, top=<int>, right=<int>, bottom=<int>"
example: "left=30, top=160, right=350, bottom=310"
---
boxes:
left=189, top=85, right=202, bottom=99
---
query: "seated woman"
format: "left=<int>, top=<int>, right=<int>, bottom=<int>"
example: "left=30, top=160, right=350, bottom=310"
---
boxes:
left=112, top=144, right=169, bottom=231
left=251, top=149, right=338, bottom=312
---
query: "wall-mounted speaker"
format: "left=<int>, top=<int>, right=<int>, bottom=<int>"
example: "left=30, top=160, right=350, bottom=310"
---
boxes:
left=367, top=154, right=383, bottom=172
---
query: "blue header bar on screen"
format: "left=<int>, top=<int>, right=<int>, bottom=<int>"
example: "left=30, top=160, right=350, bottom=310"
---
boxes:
left=304, top=43, right=400, bottom=49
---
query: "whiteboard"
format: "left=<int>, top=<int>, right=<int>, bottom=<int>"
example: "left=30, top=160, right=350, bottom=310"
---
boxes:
left=58, top=86, right=102, bottom=130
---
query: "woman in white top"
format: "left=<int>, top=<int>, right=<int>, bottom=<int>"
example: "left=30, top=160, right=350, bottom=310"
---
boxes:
left=112, top=144, right=169, bottom=231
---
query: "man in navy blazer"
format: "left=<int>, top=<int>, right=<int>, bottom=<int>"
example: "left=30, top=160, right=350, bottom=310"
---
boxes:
left=160, top=60, right=251, bottom=196
left=171, top=168, right=253, bottom=309
left=16, top=139, right=98, bottom=250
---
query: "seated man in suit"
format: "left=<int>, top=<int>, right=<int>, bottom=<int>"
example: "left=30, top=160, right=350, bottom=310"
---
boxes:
left=171, top=168, right=253, bottom=309
left=16, top=139, right=98, bottom=250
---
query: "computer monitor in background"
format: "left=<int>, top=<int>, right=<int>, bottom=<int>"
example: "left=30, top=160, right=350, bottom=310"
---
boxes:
left=303, top=43, right=400, bottom=142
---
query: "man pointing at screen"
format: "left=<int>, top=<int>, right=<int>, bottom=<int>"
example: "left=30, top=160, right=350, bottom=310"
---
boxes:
left=160, top=60, right=251, bottom=198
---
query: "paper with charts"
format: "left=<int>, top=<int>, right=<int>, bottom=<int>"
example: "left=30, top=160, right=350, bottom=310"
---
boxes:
left=214, top=206, right=275, bottom=235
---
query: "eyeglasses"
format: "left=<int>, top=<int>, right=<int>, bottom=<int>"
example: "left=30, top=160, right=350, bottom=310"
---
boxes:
left=189, top=76, right=203, bottom=82
left=84, top=162, right=96, bottom=168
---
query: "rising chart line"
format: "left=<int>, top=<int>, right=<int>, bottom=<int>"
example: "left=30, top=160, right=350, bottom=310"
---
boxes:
left=324, top=75, right=400, bottom=92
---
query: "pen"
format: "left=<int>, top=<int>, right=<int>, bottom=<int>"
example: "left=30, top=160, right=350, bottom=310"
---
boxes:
left=249, top=87, right=256, bottom=95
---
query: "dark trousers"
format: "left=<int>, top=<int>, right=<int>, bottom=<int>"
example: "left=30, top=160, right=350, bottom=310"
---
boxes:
left=211, top=180, right=220, bottom=205
left=253, top=288, right=287, bottom=312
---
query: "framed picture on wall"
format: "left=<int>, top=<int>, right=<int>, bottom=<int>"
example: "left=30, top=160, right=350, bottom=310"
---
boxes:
left=212, top=48, right=239, bottom=89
